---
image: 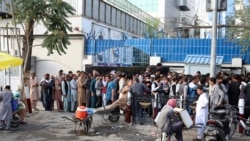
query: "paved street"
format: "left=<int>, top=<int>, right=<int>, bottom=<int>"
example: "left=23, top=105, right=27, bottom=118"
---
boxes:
left=0, top=102, right=249, bottom=141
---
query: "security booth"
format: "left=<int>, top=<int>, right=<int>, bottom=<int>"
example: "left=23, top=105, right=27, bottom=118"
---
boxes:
left=184, top=55, right=223, bottom=75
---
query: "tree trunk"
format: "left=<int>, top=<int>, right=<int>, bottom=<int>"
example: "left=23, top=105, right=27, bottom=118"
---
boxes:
left=22, top=20, right=34, bottom=73
left=21, top=20, right=34, bottom=113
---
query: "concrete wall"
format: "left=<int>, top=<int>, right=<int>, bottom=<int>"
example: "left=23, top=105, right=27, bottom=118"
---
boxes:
left=184, top=64, right=221, bottom=75
left=32, top=37, right=84, bottom=81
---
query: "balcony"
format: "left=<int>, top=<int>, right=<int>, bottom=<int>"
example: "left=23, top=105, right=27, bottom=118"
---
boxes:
left=177, top=0, right=190, bottom=11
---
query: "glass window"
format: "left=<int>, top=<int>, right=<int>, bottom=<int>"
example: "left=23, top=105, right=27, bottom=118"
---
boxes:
left=86, top=0, right=92, bottom=17
left=153, top=5, right=158, bottom=12
left=106, top=5, right=111, bottom=24
left=99, top=2, right=105, bottom=22
left=153, top=0, right=158, bottom=5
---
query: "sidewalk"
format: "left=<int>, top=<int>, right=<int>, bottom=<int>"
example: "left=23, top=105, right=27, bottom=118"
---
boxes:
left=0, top=102, right=249, bottom=141
left=22, top=102, right=250, bottom=141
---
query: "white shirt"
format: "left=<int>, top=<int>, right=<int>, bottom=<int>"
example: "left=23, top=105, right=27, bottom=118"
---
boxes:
left=195, top=92, right=209, bottom=126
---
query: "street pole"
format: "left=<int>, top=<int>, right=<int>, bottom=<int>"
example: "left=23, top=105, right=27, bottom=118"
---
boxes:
left=209, top=0, right=218, bottom=117
left=210, top=0, right=218, bottom=78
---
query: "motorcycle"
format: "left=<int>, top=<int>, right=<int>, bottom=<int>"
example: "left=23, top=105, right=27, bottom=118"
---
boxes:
left=204, top=107, right=230, bottom=141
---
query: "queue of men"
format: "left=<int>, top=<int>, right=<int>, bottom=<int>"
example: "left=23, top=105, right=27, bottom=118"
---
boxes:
left=35, top=65, right=250, bottom=122
left=38, top=69, right=124, bottom=113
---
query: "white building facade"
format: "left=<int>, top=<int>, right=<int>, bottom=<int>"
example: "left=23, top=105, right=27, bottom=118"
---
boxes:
left=0, top=0, right=152, bottom=91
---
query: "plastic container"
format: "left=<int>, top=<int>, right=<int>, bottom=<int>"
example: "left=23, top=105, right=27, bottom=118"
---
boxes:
left=75, top=106, right=88, bottom=119
left=87, top=108, right=94, bottom=115
left=177, top=108, right=193, bottom=128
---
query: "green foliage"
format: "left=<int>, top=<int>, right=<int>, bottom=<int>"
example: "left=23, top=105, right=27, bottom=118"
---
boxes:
left=226, top=0, right=250, bottom=52
left=145, top=17, right=161, bottom=38
left=12, top=0, right=75, bottom=55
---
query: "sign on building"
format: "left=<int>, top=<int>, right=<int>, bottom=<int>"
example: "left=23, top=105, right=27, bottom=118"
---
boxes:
left=93, top=46, right=149, bottom=67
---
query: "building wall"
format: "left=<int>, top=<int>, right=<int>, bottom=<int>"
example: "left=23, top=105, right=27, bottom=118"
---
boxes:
left=197, top=0, right=211, bottom=38
left=85, top=38, right=250, bottom=64
left=85, top=38, right=250, bottom=74
left=184, top=64, right=221, bottom=75
left=32, top=37, right=84, bottom=81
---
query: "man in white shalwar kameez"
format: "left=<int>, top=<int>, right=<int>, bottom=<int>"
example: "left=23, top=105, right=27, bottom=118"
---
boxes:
left=70, top=74, right=78, bottom=112
left=193, top=85, right=209, bottom=141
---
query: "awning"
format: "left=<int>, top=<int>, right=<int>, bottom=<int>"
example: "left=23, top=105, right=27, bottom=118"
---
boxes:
left=184, top=55, right=223, bottom=65
left=0, top=52, right=23, bottom=70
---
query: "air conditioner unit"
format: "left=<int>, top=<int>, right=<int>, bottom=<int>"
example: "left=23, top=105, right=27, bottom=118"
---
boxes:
left=177, top=0, right=187, bottom=7
left=180, top=17, right=187, bottom=23
left=177, top=0, right=189, bottom=11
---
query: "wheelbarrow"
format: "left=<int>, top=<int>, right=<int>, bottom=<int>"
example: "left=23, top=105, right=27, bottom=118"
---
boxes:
left=62, top=115, right=92, bottom=134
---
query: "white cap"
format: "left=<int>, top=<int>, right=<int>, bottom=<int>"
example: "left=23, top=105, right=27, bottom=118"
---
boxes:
left=110, top=70, right=116, bottom=75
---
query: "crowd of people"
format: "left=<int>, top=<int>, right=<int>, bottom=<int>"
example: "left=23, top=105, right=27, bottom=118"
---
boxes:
left=38, top=69, right=127, bottom=112
left=2, top=63, right=250, bottom=140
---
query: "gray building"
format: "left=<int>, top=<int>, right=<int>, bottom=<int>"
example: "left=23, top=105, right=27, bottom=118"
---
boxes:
left=127, top=0, right=198, bottom=38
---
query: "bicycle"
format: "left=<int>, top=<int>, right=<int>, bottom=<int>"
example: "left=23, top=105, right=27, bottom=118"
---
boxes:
left=226, top=104, right=250, bottom=139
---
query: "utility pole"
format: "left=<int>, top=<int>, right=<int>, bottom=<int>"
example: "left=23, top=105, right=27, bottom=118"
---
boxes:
left=210, top=0, right=218, bottom=77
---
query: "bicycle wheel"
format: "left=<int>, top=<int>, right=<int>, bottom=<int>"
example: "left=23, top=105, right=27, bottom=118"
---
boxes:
left=228, top=119, right=237, bottom=139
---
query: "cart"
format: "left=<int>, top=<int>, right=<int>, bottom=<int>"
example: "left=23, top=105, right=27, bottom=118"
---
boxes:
left=62, top=115, right=92, bottom=133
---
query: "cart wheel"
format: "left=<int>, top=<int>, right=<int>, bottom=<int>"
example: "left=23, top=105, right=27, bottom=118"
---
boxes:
left=108, top=115, right=120, bottom=122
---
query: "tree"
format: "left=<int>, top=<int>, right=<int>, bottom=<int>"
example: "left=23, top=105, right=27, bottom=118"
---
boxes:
left=145, top=17, right=161, bottom=38
left=11, top=0, right=75, bottom=71
left=226, top=0, right=250, bottom=52
left=2, top=0, right=75, bottom=100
